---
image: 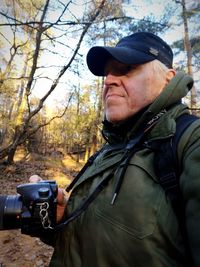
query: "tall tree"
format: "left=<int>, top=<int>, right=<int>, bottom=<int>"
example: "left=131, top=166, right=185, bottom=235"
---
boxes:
left=179, top=0, right=197, bottom=112
left=172, top=0, right=199, bottom=112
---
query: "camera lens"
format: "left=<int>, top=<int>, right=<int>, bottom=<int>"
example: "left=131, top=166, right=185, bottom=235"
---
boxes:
left=0, top=195, right=22, bottom=230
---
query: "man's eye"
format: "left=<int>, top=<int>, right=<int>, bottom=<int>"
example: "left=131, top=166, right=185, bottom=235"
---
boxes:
left=121, top=65, right=132, bottom=74
left=105, top=65, right=133, bottom=76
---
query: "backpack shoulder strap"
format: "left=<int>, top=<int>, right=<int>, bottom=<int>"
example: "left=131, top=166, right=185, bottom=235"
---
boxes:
left=153, top=113, right=199, bottom=266
left=154, top=113, right=199, bottom=196
left=172, top=114, right=199, bottom=176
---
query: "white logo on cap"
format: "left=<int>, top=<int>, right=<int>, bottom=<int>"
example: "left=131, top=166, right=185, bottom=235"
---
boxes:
left=149, top=47, right=159, bottom=56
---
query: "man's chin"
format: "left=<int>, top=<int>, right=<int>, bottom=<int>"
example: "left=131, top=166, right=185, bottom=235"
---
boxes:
left=106, top=109, right=140, bottom=124
left=106, top=113, right=126, bottom=124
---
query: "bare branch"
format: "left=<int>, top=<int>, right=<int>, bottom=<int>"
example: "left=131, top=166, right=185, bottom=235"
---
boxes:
left=27, top=92, right=74, bottom=138
left=25, top=0, right=50, bottom=96
left=25, top=0, right=106, bottom=125
left=0, top=0, right=106, bottom=163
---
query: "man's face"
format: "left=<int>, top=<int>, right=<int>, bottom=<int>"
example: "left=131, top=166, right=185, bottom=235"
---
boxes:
left=103, top=59, right=168, bottom=123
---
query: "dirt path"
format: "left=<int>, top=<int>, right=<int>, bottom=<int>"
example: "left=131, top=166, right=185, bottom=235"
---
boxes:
left=0, top=151, right=82, bottom=267
left=0, top=230, right=53, bottom=267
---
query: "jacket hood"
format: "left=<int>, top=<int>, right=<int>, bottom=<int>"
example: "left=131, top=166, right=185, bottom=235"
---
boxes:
left=146, top=71, right=193, bottom=114
left=102, top=72, right=193, bottom=144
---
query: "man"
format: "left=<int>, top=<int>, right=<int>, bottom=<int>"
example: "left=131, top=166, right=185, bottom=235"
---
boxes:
left=36, top=32, right=200, bottom=266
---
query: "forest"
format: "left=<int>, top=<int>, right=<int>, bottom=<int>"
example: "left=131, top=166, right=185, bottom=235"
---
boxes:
left=0, top=0, right=200, bottom=165
left=0, top=0, right=199, bottom=266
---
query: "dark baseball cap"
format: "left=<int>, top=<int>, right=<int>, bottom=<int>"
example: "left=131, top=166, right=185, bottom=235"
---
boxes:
left=86, top=32, right=173, bottom=76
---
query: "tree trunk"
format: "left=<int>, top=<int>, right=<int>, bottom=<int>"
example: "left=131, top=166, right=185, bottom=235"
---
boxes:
left=182, top=0, right=197, bottom=113
left=7, top=146, right=17, bottom=164
left=84, top=146, right=90, bottom=162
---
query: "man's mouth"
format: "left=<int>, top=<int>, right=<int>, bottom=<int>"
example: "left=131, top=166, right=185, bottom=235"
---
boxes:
left=106, top=93, right=123, bottom=100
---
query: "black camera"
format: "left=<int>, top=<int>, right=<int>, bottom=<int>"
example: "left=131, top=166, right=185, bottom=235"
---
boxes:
left=0, top=180, right=57, bottom=236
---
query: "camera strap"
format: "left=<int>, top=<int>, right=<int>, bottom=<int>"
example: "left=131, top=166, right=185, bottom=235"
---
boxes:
left=55, top=110, right=166, bottom=231
left=55, top=145, right=140, bottom=231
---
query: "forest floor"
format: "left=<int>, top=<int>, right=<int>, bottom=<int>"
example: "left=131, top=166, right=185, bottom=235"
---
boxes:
left=0, top=148, right=83, bottom=267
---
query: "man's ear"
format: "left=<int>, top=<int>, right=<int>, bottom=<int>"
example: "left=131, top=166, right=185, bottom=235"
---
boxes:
left=166, top=69, right=176, bottom=82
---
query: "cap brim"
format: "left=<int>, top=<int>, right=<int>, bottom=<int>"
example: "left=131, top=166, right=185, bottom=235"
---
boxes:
left=86, top=46, right=155, bottom=76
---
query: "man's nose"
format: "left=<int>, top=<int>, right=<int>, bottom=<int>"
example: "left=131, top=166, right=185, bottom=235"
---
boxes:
left=104, top=73, right=120, bottom=86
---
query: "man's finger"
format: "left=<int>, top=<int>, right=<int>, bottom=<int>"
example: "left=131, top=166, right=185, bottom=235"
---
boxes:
left=29, top=175, right=43, bottom=183
left=57, top=188, right=68, bottom=205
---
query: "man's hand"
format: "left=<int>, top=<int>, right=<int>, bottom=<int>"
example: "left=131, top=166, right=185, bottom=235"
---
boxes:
left=29, top=175, right=68, bottom=223
left=56, top=187, right=68, bottom=223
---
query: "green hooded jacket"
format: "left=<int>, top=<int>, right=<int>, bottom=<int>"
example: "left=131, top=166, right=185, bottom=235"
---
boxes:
left=49, top=72, right=200, bottom=267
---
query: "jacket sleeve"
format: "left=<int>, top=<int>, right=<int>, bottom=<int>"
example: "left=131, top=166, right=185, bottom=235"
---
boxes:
left=179, top=120, right=200, bottom=265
